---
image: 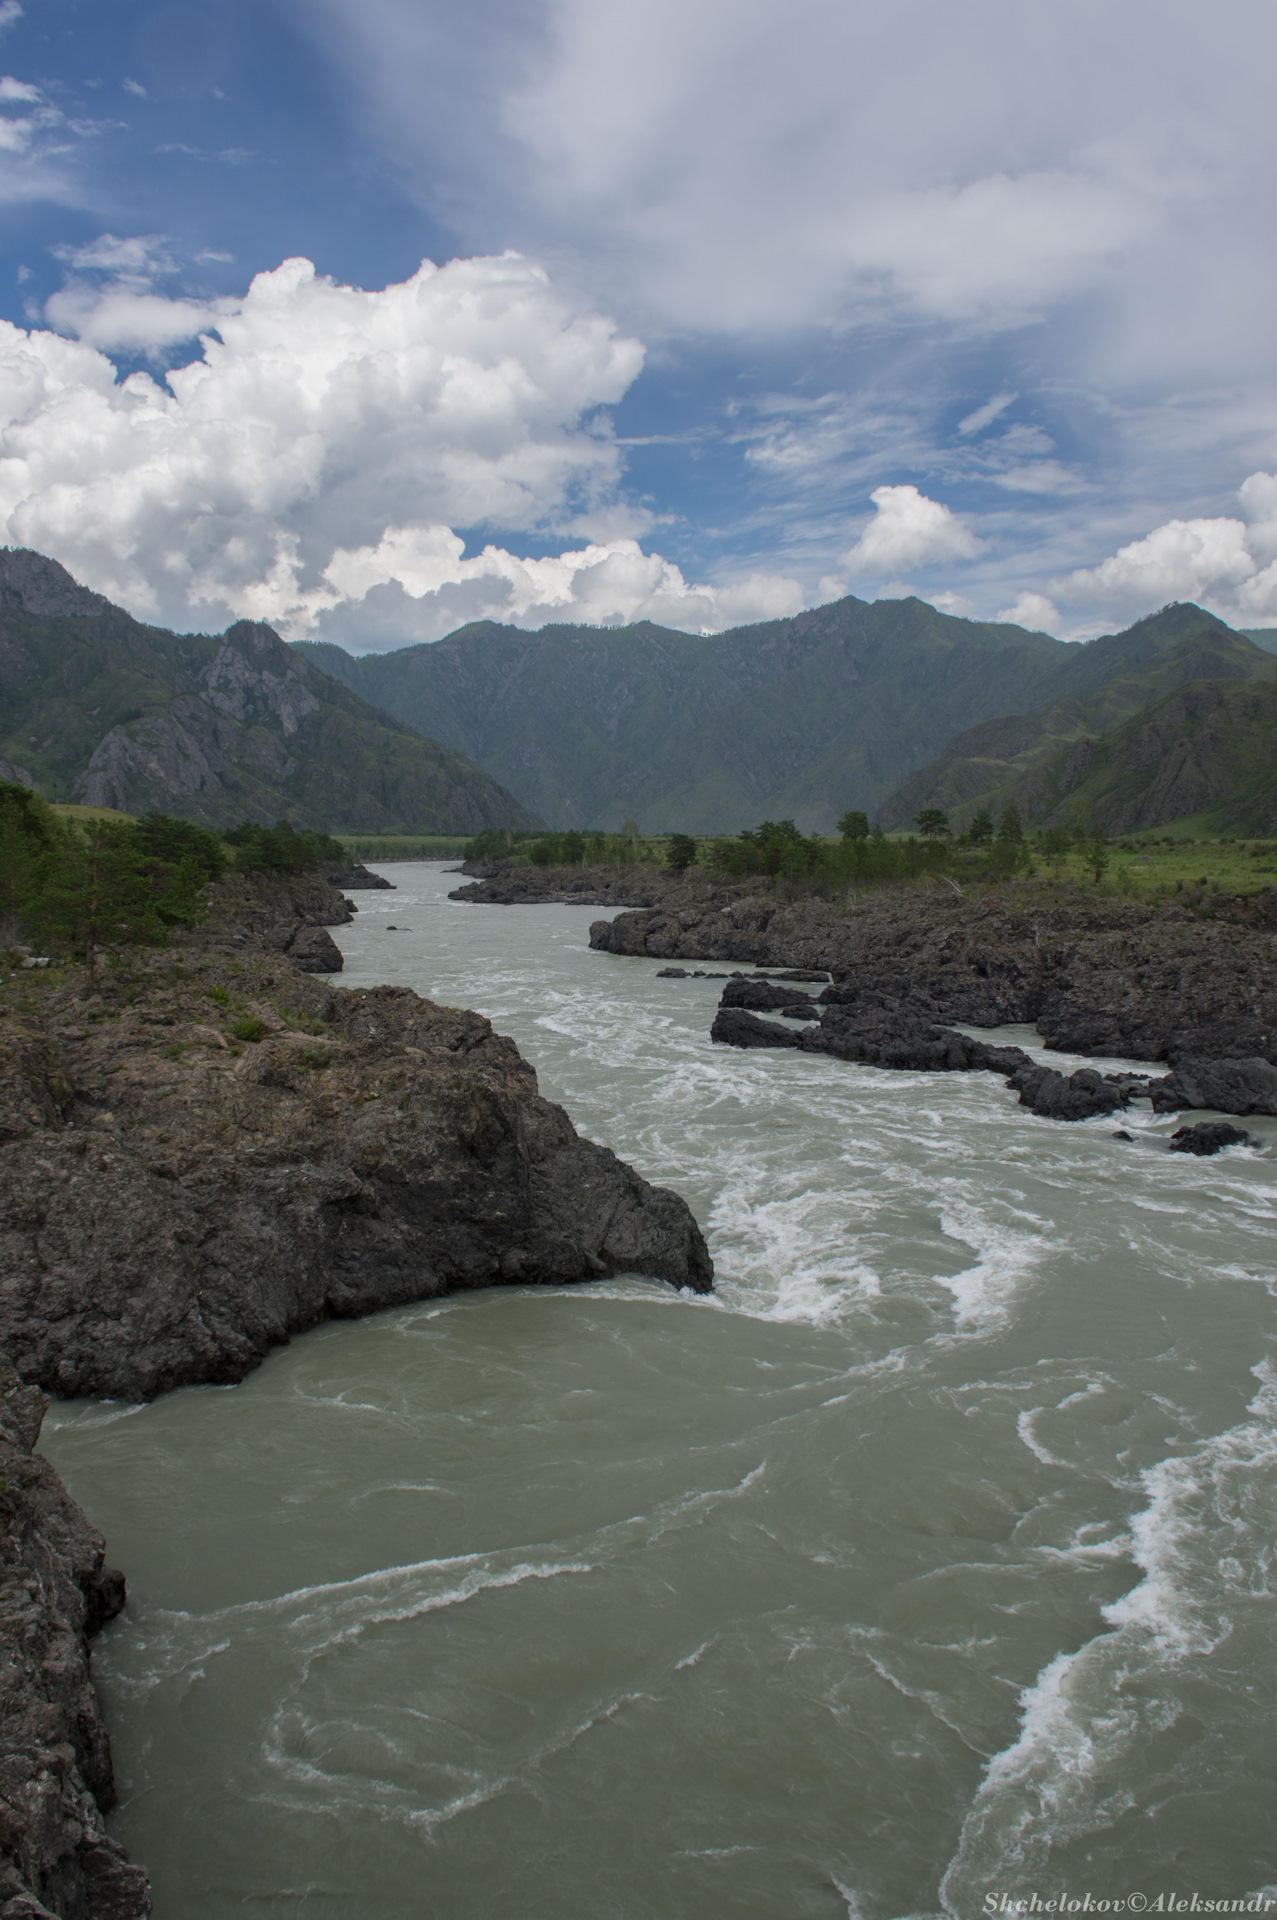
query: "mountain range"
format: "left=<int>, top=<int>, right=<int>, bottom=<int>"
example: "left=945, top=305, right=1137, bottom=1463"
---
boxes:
left=0, top=550, right=535, bottom=832
left=298, top=599, right=1277, bottom=836
left=296, top=598, right=1070, bottom=834
left=3, top=542, right=1274, bottom=840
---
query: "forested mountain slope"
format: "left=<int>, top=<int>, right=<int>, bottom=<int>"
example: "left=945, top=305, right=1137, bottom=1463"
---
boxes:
left=878, top=605, right=1277, bottom=835
left=0, top=549, right=535, bottom=832
left=298, top=595, right=1068, bottom=832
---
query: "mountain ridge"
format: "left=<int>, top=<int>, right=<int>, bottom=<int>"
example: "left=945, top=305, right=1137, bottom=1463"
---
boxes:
left=0, top=550, right=537, bottom=832
left=296, top=596, right=1069, bottom=832
left=877, top=605, right=1277, bottom=835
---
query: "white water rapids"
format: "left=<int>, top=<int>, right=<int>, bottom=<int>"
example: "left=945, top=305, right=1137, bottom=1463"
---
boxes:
left=42, top=864, right=1277, bottom=1917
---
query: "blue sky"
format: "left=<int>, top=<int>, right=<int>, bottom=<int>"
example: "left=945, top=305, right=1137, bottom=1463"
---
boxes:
left=0, top=0, right=1274, bottom=649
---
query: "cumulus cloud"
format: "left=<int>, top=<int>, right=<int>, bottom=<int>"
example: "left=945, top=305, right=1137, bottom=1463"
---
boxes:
left=842, top=484, right=981, bottom=575
left=0, top=248, right=799, bottom=644
left=1050, top=472, right=1277, bottom=625
left=996, top=591, right=1065, bottom=634
left=313, top=531, right=802, bottom=647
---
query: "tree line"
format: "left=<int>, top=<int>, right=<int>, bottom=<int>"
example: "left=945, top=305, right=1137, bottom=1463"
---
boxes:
left=466, top=801, right=1114, bottom=888
left=0, top=784, right=348, bottom=978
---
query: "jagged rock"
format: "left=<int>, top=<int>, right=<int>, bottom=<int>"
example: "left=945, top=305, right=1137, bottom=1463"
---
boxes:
left=0, top=1353, right=150, bottom=1918
left=710, top=1008, right=802, bottom=1049
left=1148, top=1056, right=1277, bottom=1117
left=1008, top=1063, right=1123, bottom=1121
left=1169, top=1121, right=1252, bottom=1155
left=779, top=1003, right=821, bottom=1020
left=656, top=967, right=688, bottom=978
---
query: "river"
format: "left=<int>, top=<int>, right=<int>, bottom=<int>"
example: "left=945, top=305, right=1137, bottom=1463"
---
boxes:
left=41, top=863, right=1277, bottom=1918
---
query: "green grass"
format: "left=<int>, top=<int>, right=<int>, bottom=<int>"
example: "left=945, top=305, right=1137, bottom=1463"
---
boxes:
left=971, top=836, right=1276, bottom=898
left=49, top=802, right=137, bottom=824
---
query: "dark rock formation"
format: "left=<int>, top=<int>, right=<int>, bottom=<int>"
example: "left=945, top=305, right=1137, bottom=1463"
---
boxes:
left=0, top=1354, right=150, bottom=1917
left=0, top=949, right=713, bottom=1403
left=656, top=967, right=688, bottom=978
left=453, top=864, right=666, bottom=907
left=799, top=1007, right=1033, bottom=1077
left=1148, top=1056, right=1277, bottom=1117
left=1169, top=1122, right=1252, bottom=1155
left=321, top=864, right=394, bottom=891
left=589, top=876, right=1277, bottom=1069
left=721, top=978, right=814, bottom=1013
left=1007, top=1063, right=1124, bottom=1122
left=201, top=870, right=353, bottom=974
left=710, top=1008, right=801, bottom=1049
left=285, top=925, right=345, bottom=973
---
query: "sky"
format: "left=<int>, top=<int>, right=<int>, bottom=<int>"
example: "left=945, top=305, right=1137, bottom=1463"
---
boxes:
left=0, top=0, right=1273, bottom=651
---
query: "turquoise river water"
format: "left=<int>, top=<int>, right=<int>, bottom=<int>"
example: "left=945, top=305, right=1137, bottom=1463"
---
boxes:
left=40, top=863, right=1277, bottom=1918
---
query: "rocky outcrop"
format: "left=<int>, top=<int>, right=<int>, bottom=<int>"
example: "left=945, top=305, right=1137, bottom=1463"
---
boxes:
left=1006, top=1063, right=1124, bottom=1122
left=452, top=864, right=666, bottom=907
left=1169, top=1122, right=1252, bottom=1155
left=0, top=945, right=713, bottom=1402
left=200, top=870, right=354, bottom=974
left=590, top=877, right=1277, bottom=1068
left=1148, top=1056, right=1277, bottom=1117
left=720, top=978, right=816, bottom=1013
left=0, top=1354, right=149, bottom=1918
left=710, top=1008, right=802, bottom=1049
left=320, top=864, right=394, bottom=891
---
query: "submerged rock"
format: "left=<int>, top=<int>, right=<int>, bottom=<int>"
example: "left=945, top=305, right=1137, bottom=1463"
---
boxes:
left=0, top=1354, right=150, bottom=1917
left=1168, top=1121, right=1252, bottom=1155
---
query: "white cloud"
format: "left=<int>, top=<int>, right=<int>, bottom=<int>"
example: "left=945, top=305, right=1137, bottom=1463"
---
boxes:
left=122, top=77, right=147, bottom=99
left=0, top=5, right=21, bottom=32
left=996, top=591, right=1065, bottom=634
left=1050, top=472, right=1277, bottom=624
left=301, top=0, right=1267, bottom=342
left=313, top=529, right=802, bottom=647
left=43, top=284, right=236, bottom=352
left=842, top=484, right=981, bottom=575
left=0, top=75, right=37, bottom=104
left=0, top=248, right=799, bottom=644
left=957, top=392, right=1017, bottom=436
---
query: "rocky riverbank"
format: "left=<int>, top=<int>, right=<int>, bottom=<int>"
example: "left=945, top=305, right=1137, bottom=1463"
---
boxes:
left=582, top=872, right=1277, bottom=1069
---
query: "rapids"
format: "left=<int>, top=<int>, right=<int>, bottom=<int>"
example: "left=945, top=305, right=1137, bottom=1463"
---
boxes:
left=42, top=864, right=1277, bottom=1917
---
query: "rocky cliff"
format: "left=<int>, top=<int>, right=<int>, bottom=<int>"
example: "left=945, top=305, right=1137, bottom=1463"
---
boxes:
left=0, top=922, right=712, bottom=1403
